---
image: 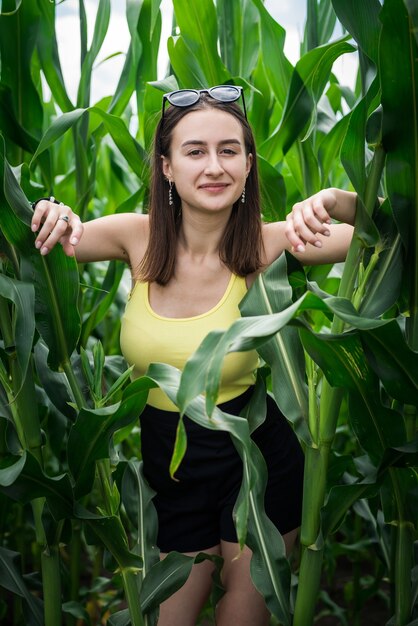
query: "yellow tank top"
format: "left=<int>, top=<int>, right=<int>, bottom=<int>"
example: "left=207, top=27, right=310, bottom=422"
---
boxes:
left=120, top=274, right=259, bottom=411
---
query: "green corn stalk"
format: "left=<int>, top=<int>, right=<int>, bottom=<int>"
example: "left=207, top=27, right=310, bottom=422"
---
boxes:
left=293, top=0, right=417, bottom=621
left=0, top=291, right=63, bottom=625
left=0, top=139, right=149, bottom=625
left=377, top=2, right=417, bottom=622
left=292, top=140, right=387, bottom=625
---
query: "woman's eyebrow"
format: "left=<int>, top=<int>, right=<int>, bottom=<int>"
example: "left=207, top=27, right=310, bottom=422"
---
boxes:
left=180, top=139, right=242, bottom=148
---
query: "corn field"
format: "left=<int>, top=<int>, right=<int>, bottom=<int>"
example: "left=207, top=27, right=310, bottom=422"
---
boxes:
left=0, top=0, right=417, bottom=625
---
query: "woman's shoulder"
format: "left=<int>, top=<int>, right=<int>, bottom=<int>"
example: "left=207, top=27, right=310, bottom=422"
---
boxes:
left=121, top=213, right=150, bottom=267
left=105, top=212, right=150, bottom=241
left=86, top=211, right=149, bottom=233
left=261, top=221, right=289, bottom=265
left=110, top=212, right=149, bottom=228
left=82, top=212, right=150, bottom=266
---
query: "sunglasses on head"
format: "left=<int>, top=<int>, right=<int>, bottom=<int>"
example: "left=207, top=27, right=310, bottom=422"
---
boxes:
left=161, top=85, right=247, bottom=120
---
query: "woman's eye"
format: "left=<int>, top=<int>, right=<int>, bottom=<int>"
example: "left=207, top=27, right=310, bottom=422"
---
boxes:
left=221, top=148, right=237, bottom=155
left=188, top=149, right=203, bottom=156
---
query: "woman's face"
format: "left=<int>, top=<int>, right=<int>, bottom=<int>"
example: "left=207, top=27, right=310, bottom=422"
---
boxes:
left=162, top=108, right=252, bottom=217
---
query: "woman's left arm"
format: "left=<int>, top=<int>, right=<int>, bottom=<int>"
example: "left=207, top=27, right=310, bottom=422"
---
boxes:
left=263, top=188, right=357, bottom=266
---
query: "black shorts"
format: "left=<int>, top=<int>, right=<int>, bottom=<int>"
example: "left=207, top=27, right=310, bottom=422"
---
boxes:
left=140, top=388, right=304, bottom=553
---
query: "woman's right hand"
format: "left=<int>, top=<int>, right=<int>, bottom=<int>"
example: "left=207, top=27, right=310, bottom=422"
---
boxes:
left=31, top=198, right=83, bottom=257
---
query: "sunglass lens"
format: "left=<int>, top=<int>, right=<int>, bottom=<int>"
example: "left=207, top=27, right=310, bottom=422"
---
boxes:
left=209, top=86, right=241, bottom=102
left=167, top=90, right=199, bottom=107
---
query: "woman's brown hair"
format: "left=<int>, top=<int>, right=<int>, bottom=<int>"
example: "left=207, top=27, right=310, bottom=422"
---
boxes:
left=138, top=94, right=264, bottom=285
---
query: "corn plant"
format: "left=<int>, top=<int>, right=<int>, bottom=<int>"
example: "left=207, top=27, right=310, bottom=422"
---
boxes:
left=0, top=1, right=417, bottom=625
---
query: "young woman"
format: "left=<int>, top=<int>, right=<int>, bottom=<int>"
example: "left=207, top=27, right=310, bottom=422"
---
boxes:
left=31, top=86, right=356, bottom=626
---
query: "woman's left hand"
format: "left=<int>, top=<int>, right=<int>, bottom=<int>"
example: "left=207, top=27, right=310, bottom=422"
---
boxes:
left=285, top=188, right=356, bottom=253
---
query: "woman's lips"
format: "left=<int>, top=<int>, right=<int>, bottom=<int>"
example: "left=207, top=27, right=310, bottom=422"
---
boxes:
left=199, top=183, right=229, bottom=192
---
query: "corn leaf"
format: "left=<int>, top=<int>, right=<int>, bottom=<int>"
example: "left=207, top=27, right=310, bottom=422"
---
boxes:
left=258, top=156, right=287, bottom=222
left=331, top=0, right=382, bottom=63
left=68, top=377, right=155, bottom=498
left=240, top=255, right=311, bottom=443
left=380, top=0, right=418, bottom=348
left=317, top=113, right=351, bottom=186
left=177, top=285, right=390, bottom=420
left=169, top=416, right=187, bottom=479
left=360, top=321, right=418, bottom=405
left=244, top=440, right=291, bottom=625
left=107, top=611, right=130, bottom=626
left=34, top=341, right=76, bottom=420
left=299, top=328, right=407, bottom=465
left=405, top=0, right=418, bottom=46
left=0, top=451, right=74, bottom=520
left=0, top=0, right=22, bottom=15
left=140, top=551, right=194, bottom=611
left=140, top=550, right=224, bottom=614
left=251, top=0, right=292, bottom=109
left=80, top=261, right=124, bottom=346
left=109, top=31, right=143, bottom=116
left=248, top=62, right=273, bottom=147
left=0, top=85, right=39, bottom=155
left=172, top=0, right=229, bottom=86
left=379, top=438, right=418, bottom=473
left=261, top=38, right=355, bottom=163
left=380, top=467, right=418, bottom=527
left=120, top=460, right=159, bottom=583
left=340, top=77, right=380, bottom=195
left=0, top=546, right=43, bottom=626
left=217, top=0, right=259, bottom=77
left=320, top=481, right=379, bottom=539
left=62, top=602, right=92, bottom=626
left=0, top=136, right=81, bottom=370
left=134, top=0, right=163, bottom=144
left=31, top=107, right=149, bottom=183
left=36, top=0, right=74, bottom=112
left=167, top=36, right=212, bottom=88
left=357, top=201, right=403, bottom=318
left=0, top=1, right=43, bottom=146
left=75, top=505, right=143, bottom=570
left=304, top=0, right=337, bottom=51
left=77, top=0, right=110, bottom=108
left=0, top=275, right=34, bottom=384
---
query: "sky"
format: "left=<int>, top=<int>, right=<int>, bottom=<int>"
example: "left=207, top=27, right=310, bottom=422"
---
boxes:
left=55, top=0, right=357, bottom=105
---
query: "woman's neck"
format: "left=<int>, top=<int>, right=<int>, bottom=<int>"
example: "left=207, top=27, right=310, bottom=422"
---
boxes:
left=178, top=208, right=231, bottom=257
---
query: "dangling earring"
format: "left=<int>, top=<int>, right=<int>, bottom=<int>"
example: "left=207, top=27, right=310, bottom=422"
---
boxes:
left=168, top=180, right=174, bottom=206
left=241, top=186, right=246, bottom=204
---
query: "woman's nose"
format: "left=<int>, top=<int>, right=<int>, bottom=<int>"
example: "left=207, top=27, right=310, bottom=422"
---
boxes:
left=204, top=152, right=224, bottom=175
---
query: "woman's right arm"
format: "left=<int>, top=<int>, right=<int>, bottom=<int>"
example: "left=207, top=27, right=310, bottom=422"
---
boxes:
left=31, top=199, right=149, bottom=264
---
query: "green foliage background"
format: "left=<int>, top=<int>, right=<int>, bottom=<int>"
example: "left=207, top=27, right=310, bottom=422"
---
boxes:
left=0, top=1, right=417, bottom=625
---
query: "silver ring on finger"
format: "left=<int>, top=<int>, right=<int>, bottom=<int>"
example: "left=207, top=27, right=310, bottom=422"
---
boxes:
left=58, top=215, right=70, bottom=223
